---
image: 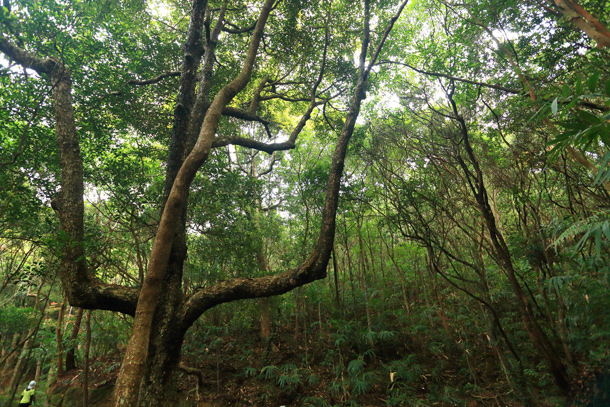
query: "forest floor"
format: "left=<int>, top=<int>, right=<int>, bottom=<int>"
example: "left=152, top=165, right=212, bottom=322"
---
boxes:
left=151, top=323, right=571, bottom=406
left=184, top=328, right=539, bottom=407
left=3, top=324, right=599, bottom=406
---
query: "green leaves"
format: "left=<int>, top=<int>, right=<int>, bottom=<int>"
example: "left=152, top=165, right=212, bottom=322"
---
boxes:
left=588, top=72, right=601, bottom=93
left=552, top=212, right=610, bottom=257
left=549, top=72, right=610, bottom=165
left=257, top=363, right=313, bottom=391
left=347, top=357, right=366, bottom=375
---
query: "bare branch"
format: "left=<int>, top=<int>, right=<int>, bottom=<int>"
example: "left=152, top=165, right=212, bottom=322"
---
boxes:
left=222, top=106, right=270, bottom=125
left=257, top=153, right=279, bottom=177
left=223, top=21, right=257, bottom=33
left=127, top=71, right=181, bottom=86
left=365, top=0, right=410, bottom=75
left=379, top=60, right=522, bottom=94
left=212, top=136, right=295, bottom=154
left=0, top=37, right=57, bottom=74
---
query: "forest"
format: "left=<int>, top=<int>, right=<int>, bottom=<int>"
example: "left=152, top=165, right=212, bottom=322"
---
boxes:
left=1, top=0, right=609, bottom=406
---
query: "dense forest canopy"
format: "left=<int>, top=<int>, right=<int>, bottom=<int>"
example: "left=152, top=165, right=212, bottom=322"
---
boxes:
left=1, top=0, right=609, bottom=406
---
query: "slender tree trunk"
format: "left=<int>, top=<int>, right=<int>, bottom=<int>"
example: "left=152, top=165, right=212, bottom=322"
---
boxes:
left=7, top=337, right=33, bottom=406
left=259, top=298, right=272, bottom=342
left=343, top=221, right=357, bottom=307
left=331, top=246, right=341, bottom=307
left=294, top=287, right=307, bottom=341
left=532, top=209, right=576, bottom=368
left=374, top=227, right=388, bottom=290
left=130, top=221, right=146, bottom=285
left=56, top=295, right=67, bottom=377
left=6, top=302, right=47, bottom=407
left=65, top=307, right=85, bottom=371
left=2, top=333, right=20, bottom=370
left=34, top=358, right=42, bottom=384
left=382, top=229, right=411, bottom=313
left=7, top=284, right=49, bottom=407
left=448, top=93, right=571, bottom=395
left=249, top=153, right=274, bottom=344
left=83, top=310, right=91, bottom=407
left=356, top=217, right=374, bottom=342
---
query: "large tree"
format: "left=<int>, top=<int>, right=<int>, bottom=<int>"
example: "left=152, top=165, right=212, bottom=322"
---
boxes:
left=0, top=0, right=407, bottom=405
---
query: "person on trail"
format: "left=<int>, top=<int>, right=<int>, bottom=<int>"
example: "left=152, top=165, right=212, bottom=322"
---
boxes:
left=18, top=381, right=36, bottom=407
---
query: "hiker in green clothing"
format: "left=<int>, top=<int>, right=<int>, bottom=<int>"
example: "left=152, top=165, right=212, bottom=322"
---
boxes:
left=18, top=381, right=36, bottom=407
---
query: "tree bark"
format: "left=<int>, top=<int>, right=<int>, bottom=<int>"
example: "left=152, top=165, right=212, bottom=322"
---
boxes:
left=553, top=0, right=610, bottom=48
left=137, top=284, right=187, bottom=407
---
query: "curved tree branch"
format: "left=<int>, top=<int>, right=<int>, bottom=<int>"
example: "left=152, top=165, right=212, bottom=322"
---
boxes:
left=0, top=36, right=139, bottom=316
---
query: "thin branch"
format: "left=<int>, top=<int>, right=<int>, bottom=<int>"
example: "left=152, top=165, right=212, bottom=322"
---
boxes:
left=222, top=21, right=257, bottom=33
left=127, top=71, right=181, bottom=86
left=222, top=106, right=270, bottom=125
left=365, top=0, right=410, bottom=75
left=259, top=94, right=313, bottom=103
left=380, top=60, right=521, bottom=94
left=257, top=153, right=279, bottom=177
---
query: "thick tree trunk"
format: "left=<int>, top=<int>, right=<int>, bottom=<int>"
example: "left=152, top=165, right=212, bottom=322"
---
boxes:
left=138, top=288, right=187, bottom=407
